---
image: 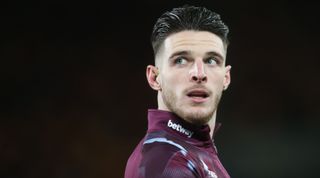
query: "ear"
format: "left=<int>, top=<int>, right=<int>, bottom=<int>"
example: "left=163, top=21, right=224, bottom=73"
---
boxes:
left=146, top=65, right=161, bottom=91
left=223, top=65, right=231, bottom=90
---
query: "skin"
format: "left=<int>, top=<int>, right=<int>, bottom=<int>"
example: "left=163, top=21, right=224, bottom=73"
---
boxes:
left=146, top=30, right=231, bottom=137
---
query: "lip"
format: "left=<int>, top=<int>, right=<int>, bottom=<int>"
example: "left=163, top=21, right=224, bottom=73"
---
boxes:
left=186, top=88, right=210, bottom=103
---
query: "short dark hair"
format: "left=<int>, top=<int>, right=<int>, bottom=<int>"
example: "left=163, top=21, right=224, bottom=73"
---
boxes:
left=151, top=5, right=229, bottom=56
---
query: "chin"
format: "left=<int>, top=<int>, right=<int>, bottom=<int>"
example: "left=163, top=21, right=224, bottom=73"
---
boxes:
left=177, top=107, right=214, bottom=126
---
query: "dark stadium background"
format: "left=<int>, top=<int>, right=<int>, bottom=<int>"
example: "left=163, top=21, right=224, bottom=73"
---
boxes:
left=1, top=1, right=319, bottom=178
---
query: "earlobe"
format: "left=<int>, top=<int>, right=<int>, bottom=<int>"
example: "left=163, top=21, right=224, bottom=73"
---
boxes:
left=146, top=65, right=161, bottom=91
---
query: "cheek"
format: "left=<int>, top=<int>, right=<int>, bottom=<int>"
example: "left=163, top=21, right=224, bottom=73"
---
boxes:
left=162, top=73, right=184, bottom=94
left=161, top=74, right=175, bottom=89
left=209, top=72, right=225, bottom=87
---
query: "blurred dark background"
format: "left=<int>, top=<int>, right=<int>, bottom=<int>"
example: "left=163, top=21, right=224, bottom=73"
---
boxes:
left=1, top=0, right=319, bottom=178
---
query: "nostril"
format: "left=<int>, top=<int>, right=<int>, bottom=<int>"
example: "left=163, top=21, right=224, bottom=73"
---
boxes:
left=192, top=76, right=198, bottom=81
left=201, top=76, right=207, bottom=81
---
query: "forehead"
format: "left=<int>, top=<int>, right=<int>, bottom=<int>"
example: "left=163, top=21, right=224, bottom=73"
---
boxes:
left=162, top=30, right=226, bottom=57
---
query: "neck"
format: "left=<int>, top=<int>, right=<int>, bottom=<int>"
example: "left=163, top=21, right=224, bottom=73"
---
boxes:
left=208, top=111, right=217, bottom=139
left=157, top=92, right=169, bottom=111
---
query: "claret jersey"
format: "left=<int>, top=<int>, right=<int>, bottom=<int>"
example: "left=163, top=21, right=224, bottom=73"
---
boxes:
left=125, top=109, right=230, bottom=178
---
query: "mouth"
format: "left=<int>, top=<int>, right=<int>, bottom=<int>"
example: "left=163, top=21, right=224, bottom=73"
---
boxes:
left=186, top=89, right=210, bottom=103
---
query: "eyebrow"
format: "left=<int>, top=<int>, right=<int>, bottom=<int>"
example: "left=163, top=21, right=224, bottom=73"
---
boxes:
left=169, top=50, right=191, bottom=59
left=205, top=51, right=225, bottom=61
left=169, top=50, right=225, bottom=61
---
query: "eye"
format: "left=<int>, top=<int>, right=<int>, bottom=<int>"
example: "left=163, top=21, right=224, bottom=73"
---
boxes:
left=206, top=57, right=218, bottom=65
left=174, top=57, right=188, bottom=65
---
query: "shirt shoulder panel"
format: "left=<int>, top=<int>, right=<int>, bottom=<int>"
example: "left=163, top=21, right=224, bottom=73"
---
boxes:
left=162, top=151, right=200, bottom=178
left=140, top=138, right=199, bottom=178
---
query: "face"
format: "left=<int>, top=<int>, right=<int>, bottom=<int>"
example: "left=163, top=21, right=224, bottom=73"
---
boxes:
left=148, top=30, right=231, bottom=125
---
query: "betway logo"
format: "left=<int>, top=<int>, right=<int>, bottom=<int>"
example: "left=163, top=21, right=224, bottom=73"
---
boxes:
left=167, top=120, right=194, bottom=138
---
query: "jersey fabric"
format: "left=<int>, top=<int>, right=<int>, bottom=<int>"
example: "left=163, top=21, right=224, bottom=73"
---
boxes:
left=125, top=109, right=230, bottom=178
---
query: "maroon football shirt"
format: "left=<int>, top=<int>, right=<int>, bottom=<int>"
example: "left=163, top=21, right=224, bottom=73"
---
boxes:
left=125, top=109, right=230, bottom=178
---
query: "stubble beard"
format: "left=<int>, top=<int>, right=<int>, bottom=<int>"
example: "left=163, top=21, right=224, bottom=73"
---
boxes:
left=161, top=86, right=222, bottom=126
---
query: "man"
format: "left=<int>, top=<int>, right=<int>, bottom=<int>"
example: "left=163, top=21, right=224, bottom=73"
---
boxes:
left=125, top=5, right=231, bottom=178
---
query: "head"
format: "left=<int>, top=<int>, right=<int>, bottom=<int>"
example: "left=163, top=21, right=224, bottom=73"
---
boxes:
left=146, top=5, right=231, bottom=126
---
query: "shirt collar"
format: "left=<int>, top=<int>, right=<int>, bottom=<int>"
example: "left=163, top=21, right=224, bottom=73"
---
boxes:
left=147, top=109, right=221, bottom=145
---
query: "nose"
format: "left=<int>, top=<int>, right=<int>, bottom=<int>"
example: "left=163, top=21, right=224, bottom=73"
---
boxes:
left=189, top=60, right=207, bottom=83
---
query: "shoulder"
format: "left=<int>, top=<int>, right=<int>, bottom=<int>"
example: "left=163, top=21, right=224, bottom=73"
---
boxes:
left=140, top=138, right=199, bottom=178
